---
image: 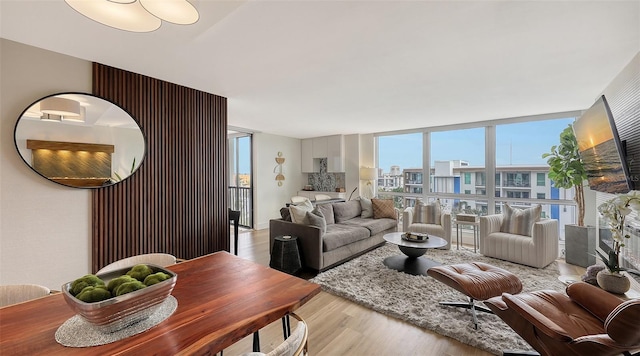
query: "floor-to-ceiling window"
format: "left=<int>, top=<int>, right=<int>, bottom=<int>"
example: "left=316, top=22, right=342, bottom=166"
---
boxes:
left=376, top=112, right=580, bottom=240
left=228, top=132, right=253, bottom=228
left=376, top=132, right=423, bottom=209
left=430, top=127, right=486, bottom=216
left=495, top=118, right=576, bottom=235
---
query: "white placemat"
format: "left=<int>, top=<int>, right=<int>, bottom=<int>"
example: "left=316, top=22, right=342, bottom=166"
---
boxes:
left=55, top=295, right=177, bottom=348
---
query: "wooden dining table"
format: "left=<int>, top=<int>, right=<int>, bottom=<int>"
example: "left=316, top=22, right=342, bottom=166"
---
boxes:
left=0, top=251, right=321, bottom=355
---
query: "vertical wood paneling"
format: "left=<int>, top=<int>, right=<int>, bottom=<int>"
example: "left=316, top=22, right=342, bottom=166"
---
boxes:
left=91, top=63, right=229, bottom=272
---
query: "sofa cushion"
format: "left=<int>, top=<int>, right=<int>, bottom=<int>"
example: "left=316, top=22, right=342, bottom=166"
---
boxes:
left=359, top=197, right=373, bottom=218
left=322, top=224, right=371, bottom=252
left=317, top=203, right=335, bottom=225
left=414, top=199, right=441, bottom=224
left=306, top=208, right=326, bottom=234
left=372, top=199, right=397, bottom=220
left=333, top=200, right=362, bottom=223
left=341, top=217, right=397, bottom=236
left=500, top=204, right=541, bottom=237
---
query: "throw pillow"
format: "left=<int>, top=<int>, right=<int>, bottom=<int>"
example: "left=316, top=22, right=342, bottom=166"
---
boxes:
left=359, top=197, right=373, bottom=218
left=500, top=204, right=541, bottom=236
left=289, top=204, right=313, bottom=224
left=414, top=199, right=441, bottom=225
left=306, top=208, right=327, bottom=234
left=372, top=199, right=397, bottom=220
left=333, top=201, right=362, bottom=222
left=317, top=203, right=335, bottom=225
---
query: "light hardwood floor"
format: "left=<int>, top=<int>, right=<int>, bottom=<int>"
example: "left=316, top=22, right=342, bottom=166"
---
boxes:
left=222, top=228, right=586, bottom=356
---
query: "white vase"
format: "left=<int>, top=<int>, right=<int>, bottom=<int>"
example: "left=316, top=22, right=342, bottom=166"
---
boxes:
left=596, top=270, right=631, bottom=294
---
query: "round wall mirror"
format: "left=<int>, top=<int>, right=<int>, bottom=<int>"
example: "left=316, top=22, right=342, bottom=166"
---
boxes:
left=14, top=92, right=145, bottom=188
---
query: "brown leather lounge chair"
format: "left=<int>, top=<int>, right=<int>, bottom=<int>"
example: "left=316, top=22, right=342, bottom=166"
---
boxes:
left=484, top=281, right=640, bottom=356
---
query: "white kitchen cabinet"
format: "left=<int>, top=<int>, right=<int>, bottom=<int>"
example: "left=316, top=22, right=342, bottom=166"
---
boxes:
left=326, top=135, right=345, bottom=172
left=312, top=137, right=328, bottom=158
left=301, top=135, right=345, bottom=172
left=301, top=139, right=316, bottom=173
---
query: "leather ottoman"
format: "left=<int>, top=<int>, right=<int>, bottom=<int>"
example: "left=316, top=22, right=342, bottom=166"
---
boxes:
left=427, top=262, right=523, bottom=329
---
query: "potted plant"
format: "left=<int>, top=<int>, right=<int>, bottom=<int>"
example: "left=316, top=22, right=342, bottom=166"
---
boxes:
left=542, top=124, right=594, bottom=267
left=595, top=191, right=640, bottom=293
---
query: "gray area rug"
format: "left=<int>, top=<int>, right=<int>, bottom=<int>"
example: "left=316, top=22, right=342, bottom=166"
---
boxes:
left=310, top=243, right=567, bottom=355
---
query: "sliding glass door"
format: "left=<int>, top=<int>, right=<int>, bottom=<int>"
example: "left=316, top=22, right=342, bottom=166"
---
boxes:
left=228, top=132, right=252, bottom=228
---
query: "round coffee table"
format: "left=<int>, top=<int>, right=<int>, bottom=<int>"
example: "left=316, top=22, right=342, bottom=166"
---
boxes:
left=383, top=232, right=447, bottom=276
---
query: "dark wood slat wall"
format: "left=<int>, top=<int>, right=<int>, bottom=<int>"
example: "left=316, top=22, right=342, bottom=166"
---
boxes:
left=91, top=63, right=229, bottom=272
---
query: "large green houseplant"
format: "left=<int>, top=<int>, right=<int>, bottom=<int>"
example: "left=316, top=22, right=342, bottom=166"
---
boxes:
left=542, top=124, right=594, bottom=267
left=542, top=125, right=586, bottom=226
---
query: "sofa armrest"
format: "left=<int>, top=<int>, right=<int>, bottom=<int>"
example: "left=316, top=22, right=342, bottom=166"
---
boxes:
left=480, top=214, right=502, bottom=234
left=403, top=207, right=415, bottom=232
left=269, top=219, right=323, bottom=271
left=532, top=219, right=558, bottom=241
left=479, top=214, right=502, bottom=253
left=440, top=212, right=451, bottom=239
left=531, top=219, right=559, bottom=264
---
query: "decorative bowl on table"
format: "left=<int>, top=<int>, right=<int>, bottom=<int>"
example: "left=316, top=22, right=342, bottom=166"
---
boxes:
left=61, top=264, right=177, bottom=333
left=402, top=232, right=429, bottom=242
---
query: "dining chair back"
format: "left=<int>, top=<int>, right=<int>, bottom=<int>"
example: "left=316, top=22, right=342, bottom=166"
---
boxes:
left=97, top=253, right=177, bottom=274
left=0, top=284, right=50, bottom=307
left=314, top=194, right=332, bottom=201
left=241, top=313, right=308, bottom=356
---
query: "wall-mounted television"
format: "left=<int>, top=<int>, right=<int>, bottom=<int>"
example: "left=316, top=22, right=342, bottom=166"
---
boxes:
left=572, top=95, right=633, bottom=194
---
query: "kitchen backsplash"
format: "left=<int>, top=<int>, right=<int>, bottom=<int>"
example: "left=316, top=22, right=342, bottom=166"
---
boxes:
left=308, top=158, right=345, bottom=191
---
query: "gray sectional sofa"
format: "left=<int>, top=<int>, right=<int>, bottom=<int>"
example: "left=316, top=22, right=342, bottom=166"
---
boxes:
left=269, top=200, right=398, bottom=271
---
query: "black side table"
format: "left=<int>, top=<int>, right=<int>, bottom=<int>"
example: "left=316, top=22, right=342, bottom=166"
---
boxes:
left=270, top=236, right=302, bottom=275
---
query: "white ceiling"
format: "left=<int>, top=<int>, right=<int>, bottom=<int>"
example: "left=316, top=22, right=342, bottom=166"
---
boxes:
left=1, top=0, right=639, bottom=139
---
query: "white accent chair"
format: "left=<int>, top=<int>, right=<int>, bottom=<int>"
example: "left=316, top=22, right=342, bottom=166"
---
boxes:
left=290, top=196, right=308, bottom=204
left=479, top=214, right=558, bottom=268
left=97, top=253, right=177, bottom=274
left=0, top=284, right=50, bottom=307
left=314, top=194, right=332, bottom=201
left=402, top=208, right=451, bottom=249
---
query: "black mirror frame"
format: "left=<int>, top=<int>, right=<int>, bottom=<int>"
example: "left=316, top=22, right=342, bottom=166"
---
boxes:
left=13, top=92, right=147, bottom=189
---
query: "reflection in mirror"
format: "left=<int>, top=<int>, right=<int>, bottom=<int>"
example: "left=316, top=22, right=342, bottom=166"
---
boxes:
left=14, top=93, right=145, bottom=188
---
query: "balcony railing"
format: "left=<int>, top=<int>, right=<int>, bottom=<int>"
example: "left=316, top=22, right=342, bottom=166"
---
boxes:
left=228, top=186, right=252, bottom=228
left=502, top=180, right=530, bottom=188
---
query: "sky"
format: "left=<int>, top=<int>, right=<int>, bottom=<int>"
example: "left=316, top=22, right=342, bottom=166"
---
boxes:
left=377, top=117, right=575, bottom=173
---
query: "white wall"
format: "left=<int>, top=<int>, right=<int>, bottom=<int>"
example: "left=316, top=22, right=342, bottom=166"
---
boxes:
left=344, top=134, right=360, bottom=199
left=1, top=39, right=92, bottom=289
left=359, top=134, right=375, bottom=197
left=253, top=132, right=303, bottom=230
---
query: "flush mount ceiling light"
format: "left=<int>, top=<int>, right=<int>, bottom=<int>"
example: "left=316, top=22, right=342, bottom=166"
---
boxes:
left=61, top=106, right=86, bottom=123
left=65, top=0, right=199, bottom=33
left=40, top=97, right=81, bottom=117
